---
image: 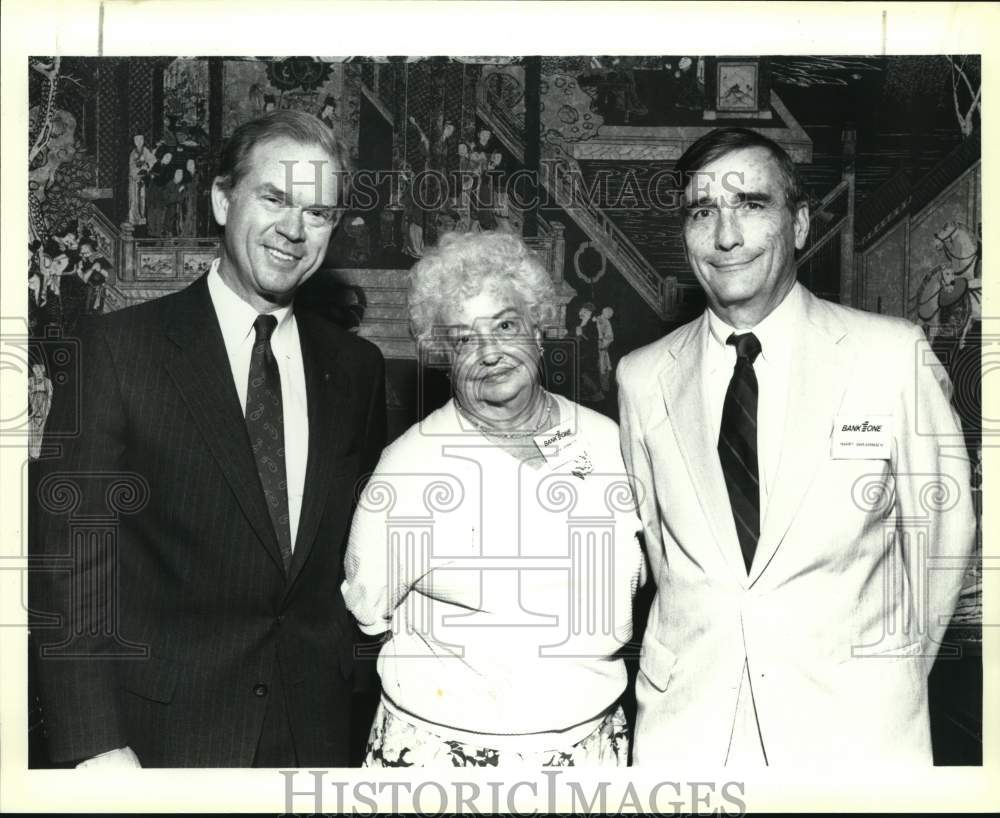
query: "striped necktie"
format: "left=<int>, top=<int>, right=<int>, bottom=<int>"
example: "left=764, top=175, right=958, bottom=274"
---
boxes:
left=718, top=331, right=761, bottom=574
left=246, top=314, right=292, bottom=571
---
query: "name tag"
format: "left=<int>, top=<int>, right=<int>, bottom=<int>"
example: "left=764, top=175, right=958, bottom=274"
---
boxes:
left=534, top=424, right=593, bottom=478
left=831, top=414, right=892, bottom=459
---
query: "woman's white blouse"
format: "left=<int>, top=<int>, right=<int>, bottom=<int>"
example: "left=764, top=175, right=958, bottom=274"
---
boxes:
left=342, top=394, right=645, bottom=738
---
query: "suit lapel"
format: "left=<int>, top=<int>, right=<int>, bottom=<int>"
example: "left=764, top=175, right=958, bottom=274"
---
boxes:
left=285, top=310, right=348, bottom=587
left=661, top=316, right=750, bottom=585
left=163, top=275, right=286, bottom=574
left=749, top=291, right=853, bottom=586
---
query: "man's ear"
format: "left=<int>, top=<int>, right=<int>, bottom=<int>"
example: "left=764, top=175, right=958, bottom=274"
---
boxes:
left=210, top=177, right=231, bottom=228
left=793, top=201, right=810, bottom=251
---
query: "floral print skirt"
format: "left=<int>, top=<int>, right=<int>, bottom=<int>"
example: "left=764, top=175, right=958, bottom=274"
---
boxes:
left=363, top=699, right=629, bottom=768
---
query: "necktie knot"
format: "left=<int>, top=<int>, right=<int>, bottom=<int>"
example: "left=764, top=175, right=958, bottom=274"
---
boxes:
left=253, top=314, right=278, bottom=344
left=727, top=332, right=761, bottom=365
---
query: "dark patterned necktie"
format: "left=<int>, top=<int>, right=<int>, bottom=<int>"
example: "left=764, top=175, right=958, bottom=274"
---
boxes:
left=246, top=314, right=292, bottom=571
left=718, top=332, right=762, bottom=574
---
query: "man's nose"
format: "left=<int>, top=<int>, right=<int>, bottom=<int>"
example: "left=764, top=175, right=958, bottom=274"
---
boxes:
left=714, top=209, right=743, bottom=251
left=276, top=207, right=305, bottom=242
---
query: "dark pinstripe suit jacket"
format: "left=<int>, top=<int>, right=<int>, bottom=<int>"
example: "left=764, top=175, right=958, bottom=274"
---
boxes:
left=31, top=274, right=386, bottom=767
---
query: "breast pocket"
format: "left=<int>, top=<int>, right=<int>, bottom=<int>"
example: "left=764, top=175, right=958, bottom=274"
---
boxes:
left=639, top=634, right=678, bottom=693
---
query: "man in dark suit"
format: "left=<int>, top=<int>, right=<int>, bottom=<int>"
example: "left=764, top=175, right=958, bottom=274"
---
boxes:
left=31, top=110, right=386, bottom=768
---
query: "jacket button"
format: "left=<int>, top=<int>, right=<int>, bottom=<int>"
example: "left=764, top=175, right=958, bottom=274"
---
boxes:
left=253, top=683, right=268, bottom=697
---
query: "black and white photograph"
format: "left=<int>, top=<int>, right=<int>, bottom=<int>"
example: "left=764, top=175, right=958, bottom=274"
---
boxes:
left=1, top=1, right=996, bottom=814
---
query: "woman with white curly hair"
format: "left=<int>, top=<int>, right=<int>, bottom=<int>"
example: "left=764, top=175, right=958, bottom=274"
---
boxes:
left=343, top=230, right=645, bottom=767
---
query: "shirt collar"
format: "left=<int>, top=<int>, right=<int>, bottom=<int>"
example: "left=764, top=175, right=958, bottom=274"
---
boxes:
left=704, top=281, right=805, bottom=372
left=206, top=257, right=295, bottom=354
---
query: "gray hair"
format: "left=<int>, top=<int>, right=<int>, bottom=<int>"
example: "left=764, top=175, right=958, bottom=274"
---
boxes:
left=675, top=126, right=805, bottom=213
left=215, top=109, right=352, bottom=203
left=408, top=231, right=556, bottom=342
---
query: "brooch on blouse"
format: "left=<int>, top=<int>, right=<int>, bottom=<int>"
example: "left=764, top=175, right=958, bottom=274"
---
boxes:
left=570, top=451, right=593, bottom=480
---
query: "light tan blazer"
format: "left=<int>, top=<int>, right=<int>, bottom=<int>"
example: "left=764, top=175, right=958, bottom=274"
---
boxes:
left=617, top=288, right=975, bottom=766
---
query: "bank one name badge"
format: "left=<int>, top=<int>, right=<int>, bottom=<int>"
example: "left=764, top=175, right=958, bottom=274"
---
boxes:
left=533, top=424, right=593, bottom=479
left=831, top=414, right=892, bottom=459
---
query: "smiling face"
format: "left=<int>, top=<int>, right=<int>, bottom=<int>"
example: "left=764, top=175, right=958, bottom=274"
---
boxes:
left=682, top=146, right=808, bottom=327
left=211, top=136, right=342, bottom=312
left=445, top=284, right=542, bottom=420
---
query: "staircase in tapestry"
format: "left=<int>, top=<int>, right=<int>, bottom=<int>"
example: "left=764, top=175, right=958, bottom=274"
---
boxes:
left=477, top=84, right=672, bottom=320
left=478, top=80, right=857, bottom=321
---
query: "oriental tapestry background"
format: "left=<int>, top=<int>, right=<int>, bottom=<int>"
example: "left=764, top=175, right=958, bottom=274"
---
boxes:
left=26, top=55, right=983, bottom=765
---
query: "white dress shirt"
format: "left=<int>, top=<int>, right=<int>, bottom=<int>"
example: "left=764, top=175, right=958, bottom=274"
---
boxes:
left=206, top=259, right=309, bottom=550
left=703, top=281, right=803, bottom=519
left=702, top=282, right=806, bottom=765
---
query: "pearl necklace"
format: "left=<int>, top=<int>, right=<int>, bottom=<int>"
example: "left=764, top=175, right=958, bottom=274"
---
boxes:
left=456, top=393, right=554, bottom=439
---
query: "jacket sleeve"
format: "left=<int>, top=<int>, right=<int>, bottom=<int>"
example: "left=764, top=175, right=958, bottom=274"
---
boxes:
left=359, top=345, right=387, bottom=486
left=616, top=354, right=664, bottom=585
left=30, top=321, right=131, bottom=763
left=893, top=325, right=976, bottom=674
